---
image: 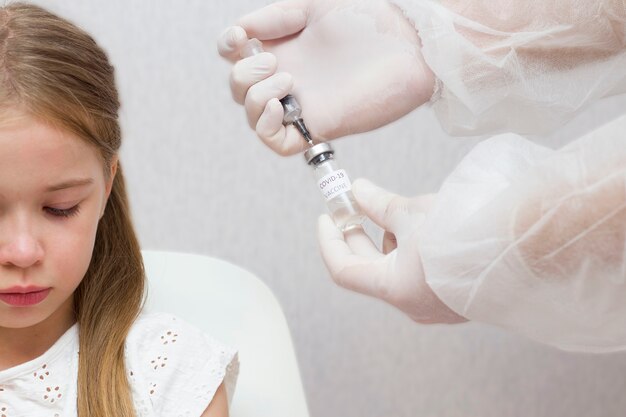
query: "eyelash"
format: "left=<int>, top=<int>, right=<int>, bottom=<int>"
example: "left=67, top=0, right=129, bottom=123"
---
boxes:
left=45, top=205, right=81, bottom=218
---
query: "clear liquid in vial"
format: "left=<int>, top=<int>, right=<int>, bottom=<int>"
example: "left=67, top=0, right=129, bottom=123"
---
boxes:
left=327, top=189, right=365, bottom=231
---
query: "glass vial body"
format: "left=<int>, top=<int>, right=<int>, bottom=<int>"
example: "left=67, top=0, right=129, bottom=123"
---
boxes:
left=305, top=143, right=365, bottom=231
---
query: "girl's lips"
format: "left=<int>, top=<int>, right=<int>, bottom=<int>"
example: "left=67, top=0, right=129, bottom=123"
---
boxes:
left=0, top=288, right=51, bottom=306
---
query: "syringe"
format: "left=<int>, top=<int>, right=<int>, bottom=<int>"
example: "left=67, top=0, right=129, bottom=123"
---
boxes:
left=240, top=38, right=314, bottom=147
left=239, top=38, right=364, bottom=231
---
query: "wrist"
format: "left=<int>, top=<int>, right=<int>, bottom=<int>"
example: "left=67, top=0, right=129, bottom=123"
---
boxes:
left=386, top=0, right=437, bottom=104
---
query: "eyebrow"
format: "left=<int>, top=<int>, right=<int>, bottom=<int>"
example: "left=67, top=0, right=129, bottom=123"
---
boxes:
left=46, top=178, right=95, bottom=192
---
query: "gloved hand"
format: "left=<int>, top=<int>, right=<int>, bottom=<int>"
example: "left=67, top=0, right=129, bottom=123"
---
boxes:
left=217, top=0, right=436, bottom=156
left=317, top=178, right=467, bottom=324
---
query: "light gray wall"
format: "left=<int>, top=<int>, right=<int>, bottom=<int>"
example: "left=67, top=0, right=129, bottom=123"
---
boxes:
left=29, top=1, right=626, bottom=416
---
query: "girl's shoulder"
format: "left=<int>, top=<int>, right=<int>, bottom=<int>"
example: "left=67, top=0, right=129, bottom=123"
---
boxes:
left=125, top=312, right=238, bottom=416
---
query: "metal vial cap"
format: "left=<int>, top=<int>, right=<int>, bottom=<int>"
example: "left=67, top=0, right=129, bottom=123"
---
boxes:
left=304, top=142, right=334, bottom=165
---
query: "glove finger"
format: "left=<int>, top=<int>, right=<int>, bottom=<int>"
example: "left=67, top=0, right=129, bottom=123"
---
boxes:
left=244, top=72, right=293, bottom=129
left=230, top=52, right=277, bottom=104
left=344, top=226, right=382, bottom=257
left=256, top=98, right=285, bottom=141
left=352, top=178, right=409, bottom=235
left=318, top=215, right=390, bottom=298
left=238, top=0, right=309, bottom=41
left=256, top=100, right=310, bottom=155
left=217, top=26, right=249, bottom=62
left=382, top=231, right=397, bottom=254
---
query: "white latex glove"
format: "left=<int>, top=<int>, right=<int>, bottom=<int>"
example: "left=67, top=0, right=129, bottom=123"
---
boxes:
left=317, top=178, right=466, bottom=324
left=217, top=0, right=435, bottom=155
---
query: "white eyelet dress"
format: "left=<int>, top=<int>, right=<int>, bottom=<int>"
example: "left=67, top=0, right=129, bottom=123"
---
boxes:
left=0, top=312, right=239, bottom=417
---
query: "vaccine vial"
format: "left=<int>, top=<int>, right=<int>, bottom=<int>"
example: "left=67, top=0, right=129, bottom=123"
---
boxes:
left=304, top=143, right=365, bottom=231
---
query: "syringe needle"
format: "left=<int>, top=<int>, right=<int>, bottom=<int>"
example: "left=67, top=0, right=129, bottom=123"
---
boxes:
left=293, top=118, right=314, bottom=146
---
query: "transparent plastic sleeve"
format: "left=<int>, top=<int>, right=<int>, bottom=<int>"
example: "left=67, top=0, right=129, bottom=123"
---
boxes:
left=390, top=0, right=626, bottom=136
left=418, top=115, right=626, bottom=352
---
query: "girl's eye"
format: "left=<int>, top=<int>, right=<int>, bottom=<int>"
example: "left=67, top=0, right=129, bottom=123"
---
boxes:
left=45, top=205, right=81, bottom=218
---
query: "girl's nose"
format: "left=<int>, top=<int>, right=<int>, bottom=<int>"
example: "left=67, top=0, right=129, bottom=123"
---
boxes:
left=0, top=218, right=45, bottom=269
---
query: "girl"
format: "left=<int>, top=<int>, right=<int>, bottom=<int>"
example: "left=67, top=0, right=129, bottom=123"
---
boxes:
left=0, top=3, right=237, bottom=416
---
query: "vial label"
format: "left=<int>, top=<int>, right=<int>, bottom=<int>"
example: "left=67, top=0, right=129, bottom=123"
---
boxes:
left=318, top=169, right=352, bottom=201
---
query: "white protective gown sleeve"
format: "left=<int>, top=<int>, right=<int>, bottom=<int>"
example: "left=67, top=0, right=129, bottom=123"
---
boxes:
left=389, top=0, right=626, bottom=136
left=419, top=115, right=626, bottom=352
left=387, top=0, right=626, bottom=351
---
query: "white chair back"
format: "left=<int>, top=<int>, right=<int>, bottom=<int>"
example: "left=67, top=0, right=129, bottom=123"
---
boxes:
left=142, top=250, right=310, bottom=417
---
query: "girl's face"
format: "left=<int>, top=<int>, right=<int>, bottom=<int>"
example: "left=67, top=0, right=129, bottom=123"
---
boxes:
left=0, top=108, right=116, bottom=330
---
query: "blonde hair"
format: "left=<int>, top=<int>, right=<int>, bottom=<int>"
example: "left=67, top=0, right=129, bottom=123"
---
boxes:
left=0, top=3, right=144, bottom=416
